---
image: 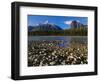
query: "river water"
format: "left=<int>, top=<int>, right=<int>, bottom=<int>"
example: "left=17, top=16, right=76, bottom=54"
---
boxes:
left=28, top=36, right=87, bottom=47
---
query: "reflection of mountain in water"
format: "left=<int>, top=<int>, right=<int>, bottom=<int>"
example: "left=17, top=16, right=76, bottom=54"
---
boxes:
left=28, top=36, right=87, bottom=48
left=70, top=36, right=87, bottom=44
left=28, top=23, right=63, bottom=32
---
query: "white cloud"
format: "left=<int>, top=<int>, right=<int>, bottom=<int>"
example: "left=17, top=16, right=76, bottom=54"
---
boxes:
left=44, top=20, right=49, bottom=24
left=64, top=20, right=72, bottom=25
left=77, top=20, right=80, bottom=23
left=64, top=20, right=80, bottom=25
left=36, top=24, right=39, bottom=26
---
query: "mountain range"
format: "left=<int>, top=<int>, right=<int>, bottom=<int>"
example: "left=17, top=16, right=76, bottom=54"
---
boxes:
left=28, top=23, right=63, bottom=32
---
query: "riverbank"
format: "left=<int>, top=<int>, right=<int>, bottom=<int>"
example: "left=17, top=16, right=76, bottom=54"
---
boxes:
left=28, top=40, right=88, bottom=66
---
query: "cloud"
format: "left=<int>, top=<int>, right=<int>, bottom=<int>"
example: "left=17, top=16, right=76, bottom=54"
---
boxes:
left=44, top=20, right=49, bottom=24
left=64, top=20, right=72, bottom=25
left=36, top=24, right=39, bottom=26
left=64, top=20, right=80, bottom=25
left=77, top=20, right=80, bottom=23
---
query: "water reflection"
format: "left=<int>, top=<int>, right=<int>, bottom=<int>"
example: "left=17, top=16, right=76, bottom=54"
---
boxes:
left=28, top=36, right=87, bottom=48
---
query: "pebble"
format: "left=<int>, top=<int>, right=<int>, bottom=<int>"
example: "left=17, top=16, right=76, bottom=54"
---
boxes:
left=28, top=40, right=88, bottom=66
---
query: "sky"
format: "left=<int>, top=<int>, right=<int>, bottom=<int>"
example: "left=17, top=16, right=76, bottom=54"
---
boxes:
left=28, top=15, right=88, bottom=29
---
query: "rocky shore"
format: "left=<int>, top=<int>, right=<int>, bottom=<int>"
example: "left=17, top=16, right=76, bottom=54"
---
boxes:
left=28, top=40, right=88, bottom=66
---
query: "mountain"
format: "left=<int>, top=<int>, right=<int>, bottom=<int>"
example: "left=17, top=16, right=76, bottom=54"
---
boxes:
left=70, top=20, right=87, bottom=29
left=28, top=26, right=35, bottom=32
left=28, top=23, right=63, bottom=32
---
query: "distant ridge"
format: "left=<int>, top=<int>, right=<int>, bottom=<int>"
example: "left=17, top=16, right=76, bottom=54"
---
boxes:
left=28, top=23, right=63, bottom=32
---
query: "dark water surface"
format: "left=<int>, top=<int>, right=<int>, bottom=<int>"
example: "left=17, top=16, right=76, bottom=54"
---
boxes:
left=28, top=36, right=87, bottom=47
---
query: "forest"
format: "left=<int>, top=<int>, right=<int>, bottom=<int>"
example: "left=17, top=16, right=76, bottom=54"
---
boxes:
left=28, top=28, right=87, bottom=36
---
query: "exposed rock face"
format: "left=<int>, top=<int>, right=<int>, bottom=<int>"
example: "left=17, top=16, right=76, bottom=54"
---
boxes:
left=71, top=20, right=87, bottom=29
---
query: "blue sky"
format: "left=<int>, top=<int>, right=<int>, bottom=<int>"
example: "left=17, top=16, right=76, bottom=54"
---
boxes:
left=28, top=15, right=88, bottom=29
